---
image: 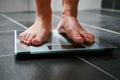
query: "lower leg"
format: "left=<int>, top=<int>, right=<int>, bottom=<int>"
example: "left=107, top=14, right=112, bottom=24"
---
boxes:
left=19, top=0, right=52, bottom=45
left=57, top=0, right=94, bottom=43
left=62, top=0, right=78, bottom=18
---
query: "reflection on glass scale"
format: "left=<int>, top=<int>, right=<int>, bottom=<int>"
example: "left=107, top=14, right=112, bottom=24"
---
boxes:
left=14, top=29, right=117, bottom=55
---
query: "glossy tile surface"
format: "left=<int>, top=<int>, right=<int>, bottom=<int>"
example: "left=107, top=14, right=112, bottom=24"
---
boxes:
left=0, top=10, right=120, bottom=80
left=0, top=31, right=14, bottom=55
left=0, top=56, right=115, bottom=80
left=54, top=10, right=120, bottom=33
left=0, top=14, right=24, bottom=31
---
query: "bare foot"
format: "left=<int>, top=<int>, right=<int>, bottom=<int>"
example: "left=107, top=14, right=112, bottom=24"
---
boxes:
left=19, top=16, right=52, bottom=46
left=57, top=15, right=94, bottom=44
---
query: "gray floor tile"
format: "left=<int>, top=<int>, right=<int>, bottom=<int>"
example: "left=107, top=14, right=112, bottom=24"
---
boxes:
left=54, top=10, right=120, bottom=33
left=0, top=31, right=14, bottom=55
left=0, top=10, right=120, bottom=80
left=4, top=12, right=60, bottom=29
left=0, top=56, right=114, bottom=80
left=0, top=14, right=25, bottom=31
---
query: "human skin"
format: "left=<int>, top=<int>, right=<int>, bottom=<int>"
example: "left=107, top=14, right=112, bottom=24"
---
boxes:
left=19, top=0, right=94, bottom=46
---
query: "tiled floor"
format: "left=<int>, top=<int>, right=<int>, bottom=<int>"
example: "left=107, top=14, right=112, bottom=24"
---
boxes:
left=54, top=10, right=120, bottom=33
left=0, top=10, right=120, bottom=80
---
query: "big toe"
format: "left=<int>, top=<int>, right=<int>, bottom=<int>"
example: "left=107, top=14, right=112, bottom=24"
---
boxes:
left=80, top=31, right=94, bottom=43
left=31, top=35, right=43, bottom=46
left=73, top=35, right=84, bottom=44
left=67, top=31, right=84, bottom=43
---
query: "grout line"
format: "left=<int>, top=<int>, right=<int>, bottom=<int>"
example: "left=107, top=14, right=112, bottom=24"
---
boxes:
left=102, top=9, right=120, bottom=13
left=52, top=14, right=120, bottom=35
left=0, top=13, right=119, bottom=80
left=76, top=56, right=119, bottom=80
left=56, top=8, right=120, bottom=76
left=112, top=0, right=116, bottom=9
left=0, top=54, right=14, bottom=58
left=2, top=13, right=120, bottom=35
left=1, top=14, right=28, bottom=29
left=80, top=23, right=120, bottom=35
left=0, top=14, right=28, bottom=58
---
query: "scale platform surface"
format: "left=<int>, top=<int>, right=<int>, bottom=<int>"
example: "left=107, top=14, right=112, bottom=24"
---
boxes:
left=14, top=30, right=117, bottom=56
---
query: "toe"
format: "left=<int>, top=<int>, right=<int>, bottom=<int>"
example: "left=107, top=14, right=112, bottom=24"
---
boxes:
left=66, top=30, right=84, bottom=43
left=89, top=33, right=95, bottom=42
left=26, top=34, right=36, bottom=44
left=32, top=35, right=42, bottom=46
left=20, top=32, right=27, bottom=43
left=73, top=35, right=84, bottom=43
left=80, top=31, right=90, bottom=42
left=31, top=31, right=49, bottom=46
left=80, top=31, right=94, bottom=43
left=19, top=32, right=25, bottom=41
left=24, top=34, right=31, bottom=44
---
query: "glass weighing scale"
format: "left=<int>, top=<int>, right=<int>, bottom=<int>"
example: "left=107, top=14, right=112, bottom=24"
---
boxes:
left=14, top=30, right=117, bottom=56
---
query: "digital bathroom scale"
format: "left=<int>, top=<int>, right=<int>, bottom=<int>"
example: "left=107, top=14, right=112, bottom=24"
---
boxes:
left=14, top=30, right=117, bottom=56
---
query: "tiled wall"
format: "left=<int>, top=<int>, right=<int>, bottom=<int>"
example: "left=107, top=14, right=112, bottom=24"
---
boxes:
left=0, top=0, right=29, bottom=12
left=102, top=0, right=120, bottom=10
left=29, top=0, right=101, bottom=11
left=0, top=0, right=101, bottom=12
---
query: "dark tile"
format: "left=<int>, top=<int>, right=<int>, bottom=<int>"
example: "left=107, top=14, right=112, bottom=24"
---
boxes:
left=102, top=0, right=114, bottom=9
left=0, top=21, right=25, bottom=31
left=3, top=11, right=120, bottom=33
left=0, top=11, right=120, bottom=80
left=3, top=12, right=35, bottom=28
left=4, top=12, right=60, bottom=29
left=0, top=31, right=14, bottom=55
left=4, top=12, right=35, bottom=22
left=0, top=56, right=114, bottom=80
left=54, top=10, right=120, bottom=33
left=0, top=14, right=25, bottom=31
left=77, top=10, right=120, bottom=33
left=82, top=23, right=120, bottom=47
left=78, top=49, right=120, bottom=79
left=114, top=0, right=120, bottom=10
left=78, top=23, right=120, bottom=79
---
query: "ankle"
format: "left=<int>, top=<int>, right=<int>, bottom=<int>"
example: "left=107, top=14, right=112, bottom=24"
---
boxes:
left=61, top=13, right=77, bottom=21
left=36, top=7, right=52, bottom=19
left=62, top=9, right=77, bottom=18
left=36, top=10, right=52, bottom=22
left=62, top=0, right=79, bottom=18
